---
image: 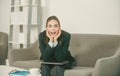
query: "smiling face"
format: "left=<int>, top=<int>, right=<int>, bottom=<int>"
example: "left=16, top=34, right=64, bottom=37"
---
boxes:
left=46, top=20, right=60, bottom=37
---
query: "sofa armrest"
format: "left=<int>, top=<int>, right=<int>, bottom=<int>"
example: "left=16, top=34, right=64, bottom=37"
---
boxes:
left=0, top=32, right=8, bottom=65
left=92, top=56, right=120, bottom=76
left=8, top=47, right=39, bottom=66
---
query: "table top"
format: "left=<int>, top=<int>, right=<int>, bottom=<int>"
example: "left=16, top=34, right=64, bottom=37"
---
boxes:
left=0, top=65, right=34, bottom=76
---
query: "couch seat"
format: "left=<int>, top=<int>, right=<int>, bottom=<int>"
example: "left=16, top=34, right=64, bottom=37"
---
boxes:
left=13, top=60, right=40, bottom=69
left=64, top=66, right=94, bottom=76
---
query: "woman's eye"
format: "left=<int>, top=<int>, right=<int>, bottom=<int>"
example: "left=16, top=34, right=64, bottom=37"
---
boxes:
left=48, top=25, right=52, bottom=27
left=54, top=24, right=58, bottom=27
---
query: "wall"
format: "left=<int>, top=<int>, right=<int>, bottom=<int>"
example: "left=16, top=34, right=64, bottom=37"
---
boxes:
left=0, top=0, right=10, bottom=34
left=43, top=0, right=120, bottom=34
left=0, top=0, right=120, bottom=35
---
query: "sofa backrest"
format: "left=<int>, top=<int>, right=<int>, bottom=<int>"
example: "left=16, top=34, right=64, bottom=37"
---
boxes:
left=32, top=34, right=120, bottom=67
left=69, top=34, right=120, bottom=67
left=30, top=40, right=40, bottom=59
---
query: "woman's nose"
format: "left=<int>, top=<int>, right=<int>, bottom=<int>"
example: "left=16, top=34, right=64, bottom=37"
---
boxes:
left=51, top=27, right=55, bottom=30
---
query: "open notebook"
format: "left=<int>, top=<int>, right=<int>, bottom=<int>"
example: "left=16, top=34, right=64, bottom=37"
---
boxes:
left=40, top=61, right=69, bottom=65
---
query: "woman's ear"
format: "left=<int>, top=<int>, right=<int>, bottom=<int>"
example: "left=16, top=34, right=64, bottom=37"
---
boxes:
left=59, top=26, right=61, bottom=30
left=46, top=28, right=48, bottom=31
left=59, top=27, right=61, bottom=30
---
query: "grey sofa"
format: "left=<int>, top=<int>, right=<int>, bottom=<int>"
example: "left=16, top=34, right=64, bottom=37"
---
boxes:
left=0, top=32, right=8, bottom=65
left=8, top=34, right=120, bottom=76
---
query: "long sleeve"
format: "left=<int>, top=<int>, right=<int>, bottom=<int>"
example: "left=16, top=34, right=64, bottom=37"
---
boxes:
left=53, top=33, right=71, bottom=62
left=39, top=32, right=55, bottom=62
left=53, top=32, right=75, bottom=69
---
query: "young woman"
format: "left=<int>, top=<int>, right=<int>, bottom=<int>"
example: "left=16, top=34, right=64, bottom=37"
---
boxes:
left=39, top=16, right=75, bottom=76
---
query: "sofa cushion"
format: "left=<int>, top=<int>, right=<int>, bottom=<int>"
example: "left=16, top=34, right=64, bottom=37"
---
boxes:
left=64, top=66, right=94, bottom=76
left=13, top=60, right=40, bottom=69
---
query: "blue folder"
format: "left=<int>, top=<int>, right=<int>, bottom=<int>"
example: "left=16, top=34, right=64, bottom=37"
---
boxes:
left=9, top=70, right=30, bottom=76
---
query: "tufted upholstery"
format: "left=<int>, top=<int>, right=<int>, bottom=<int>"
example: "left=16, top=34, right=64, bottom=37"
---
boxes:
left=8, top=34, right=120, bottom=76
left=69, top=34, right=120, bottom=67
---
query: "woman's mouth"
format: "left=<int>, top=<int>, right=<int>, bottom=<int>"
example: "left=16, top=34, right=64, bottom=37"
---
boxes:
left=50, top=32, right=56, bottom=35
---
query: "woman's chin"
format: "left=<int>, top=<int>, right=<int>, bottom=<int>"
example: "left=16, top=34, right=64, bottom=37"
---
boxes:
left=51, top=35, right=56, bottom=38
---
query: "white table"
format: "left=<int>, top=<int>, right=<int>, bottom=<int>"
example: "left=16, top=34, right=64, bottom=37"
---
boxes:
left=0, top=65, right=32, bottom=76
